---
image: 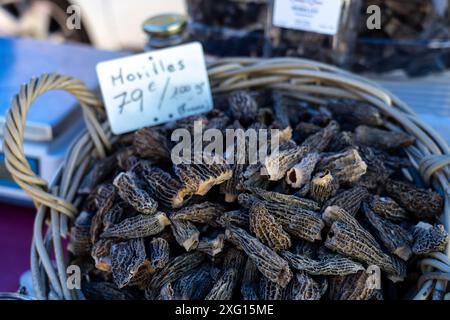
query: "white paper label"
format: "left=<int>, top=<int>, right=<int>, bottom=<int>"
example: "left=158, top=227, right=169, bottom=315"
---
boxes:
left=96, top=42, right=213, bottom=134
left=273, top=0, right=343, bottom=35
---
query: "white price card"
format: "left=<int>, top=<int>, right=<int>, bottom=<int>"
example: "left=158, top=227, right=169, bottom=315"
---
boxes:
left=273, top=0, right=343, bottom=35
left=96, top=42, right=213, bottom=134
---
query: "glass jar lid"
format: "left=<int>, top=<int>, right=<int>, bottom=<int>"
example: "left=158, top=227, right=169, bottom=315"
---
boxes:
left=143, top=14, right=187, bottom=37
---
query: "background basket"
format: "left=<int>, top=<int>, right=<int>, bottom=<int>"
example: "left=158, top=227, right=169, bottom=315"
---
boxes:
left=3, top=58, right=450, bottom=300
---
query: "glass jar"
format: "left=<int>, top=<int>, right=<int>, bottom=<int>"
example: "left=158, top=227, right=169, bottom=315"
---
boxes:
left=353, top=0, right=450, bottom=76
left=143, top=14, right=189, bottom=51
left=267, top=0, right=363, bottom=67
left=186, top=0, right=269, bottom=57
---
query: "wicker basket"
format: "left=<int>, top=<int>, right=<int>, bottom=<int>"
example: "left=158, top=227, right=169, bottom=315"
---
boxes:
left=3, top=58, right=450, bottom=300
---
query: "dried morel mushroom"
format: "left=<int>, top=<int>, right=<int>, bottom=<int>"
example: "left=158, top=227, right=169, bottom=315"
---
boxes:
left=249, top=203, right=292, bottom=251
left=324, top=186, right=369, bottom=217
left=411, top=222, right=448, bottom=255
left=101, top=212, right=170, bottom=240
left=238, top=193, right=324, bottom=242
left=197, top=233, right=225, bottom=257
left=355, top=125, right=415, bottom=150
left=91, top=239, right=113, bottom=272
left=328, top=271, right=376, bottom=300
left=225, top=225, right=292, bottom=288
left=69, top=211, right=93, bottom=256
left=171, top=202, right=224, bottom=227
left=317, top=148, right=367, bottom=185
left=74, top=90, right=446, bottom=300
left=310, top=170, right=339, bottom=203
left=217, top=209, right=249, bottom=229
left=362, top=203, right=413, bottom=261
left=113, top=172, right=158, bottom=214
left=280, top=250, right=365, bottom=276
left=173, top=153, right=232, bottom=196
left=150, top=237, right=170, bottom=270
left=384, top=179, right=444, bottom=219
left=259, top=276, right=286, bottom=300
left=263, top=144, right=309, bottom=181
left=286, top=152, right=320, bottom=189
left=228, top=91, right=258, bottom=124
left=205, top=268, right=239, bottom=300
left=170, top=218, right=200, bottom=252
left=323, top=206, right=406, bottom=281
left=135, top=162, right=190, bottom=209
left=368, top=195, right=408, bottom=221
left=110, top=238, right=152, bottom=288
left=327, top=100, right=383, bottom=127
left=287, top=272, right=325, bottom=300
left=133, top=127, right=171, bottom=162
left=172, top=265, right=214, bottom=300
left=241, top=259, right=260, bottom=300
left=145, top=252, right=205, bottom=299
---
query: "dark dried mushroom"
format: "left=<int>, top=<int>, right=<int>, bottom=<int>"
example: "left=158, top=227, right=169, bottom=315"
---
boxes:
left=263, top=144, right=309, bottom=181
left=287, top=272, right=324, bottom=300
left=411, top=222, right=448, bottom=255
left=91, top=239, right=113, bottom=272
left=217, top=209, right=249, bottom=229
left=197, top=233, right=225, bottom=257
left=228, top=91, right=258, bottom=124
left=173, top=265, right=214, bottom=300
left=69, top=211, right=94, bottom=256
left=145, top=252, right=205, bottom=299
left=170, top=218, right=200, bottom=252
left=78, top=155, right=117, bottom=194
left=301, top=120, right=339, bottom=153
left=362, top=203, right=413, bottom=261
left=110, top=238, right=152, bottom=288
left=310, top=170, right=339, bottom=204
left=136, top=162, right=191, bottom=209
left=171, top=202, right=224, bottom=227
left=157, top=283, right=175, bottom=300
left=133, top=127, right=171, bottom=162
left=324, top=186, right=369, bottom=217
left=355, top=125, right=415, bottom=150
left=248, top=187, right=320, bottom=211
left=384, top=179, right=444, bottom=219
left=205, top=268, right=239, bottom=300
left=328, top=271, right=376, bottom=300
left=368, top=195, right=408, bottom=221
left=249, top=203, right=291, bottom=251
left=323, top=206, right=406, bottom=281
left=286, top=152, right=320, bottom=189
left=327, top=100, right=383, bottom=127
left=238, top=193, right=324, bottom=242
left=113, top=172, right=158, bottom=214
left=82, top=281, right=140, bottom=300
left=259, top=276, right=286, bottom=300
left=101, top=212, right=170, bottom=240
left=318, top=148, right=367, bottom=185
left=241, top=259, right=260, bottom=300
left=225, top=225, right=292, bottom=288
left=280, top=250, right=364, bottom=276
left=150, top=237, right=170, bottom=270
left=174, top=153, right=232, bottom=196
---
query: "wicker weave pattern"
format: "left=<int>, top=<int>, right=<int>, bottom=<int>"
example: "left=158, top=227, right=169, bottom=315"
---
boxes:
left=3, top=58, right=450, bottom=300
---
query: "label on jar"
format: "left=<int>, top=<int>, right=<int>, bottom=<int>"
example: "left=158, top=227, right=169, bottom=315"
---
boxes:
left=96, top=42, right=213, bottom=134
left=273, top=0, right=343, bottom=35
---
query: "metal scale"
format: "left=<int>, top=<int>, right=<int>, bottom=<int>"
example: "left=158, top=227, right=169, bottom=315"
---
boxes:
left=0, top=37, right=127, bottom=204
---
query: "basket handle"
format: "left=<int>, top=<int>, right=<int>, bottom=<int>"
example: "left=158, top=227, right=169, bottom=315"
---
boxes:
left=3, top=73, right=102, bottom=217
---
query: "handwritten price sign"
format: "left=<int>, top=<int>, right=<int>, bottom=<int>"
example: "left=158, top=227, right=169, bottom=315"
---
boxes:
left=96, top=42, right=213, bottom=134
